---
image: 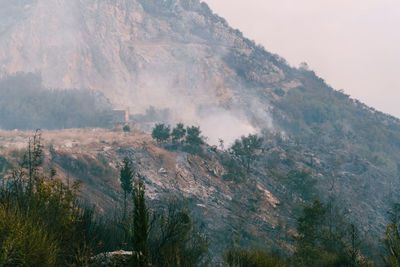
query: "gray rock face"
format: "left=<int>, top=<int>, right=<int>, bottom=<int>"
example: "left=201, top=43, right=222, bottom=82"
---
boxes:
left=0, top=0, right=286, bottom=144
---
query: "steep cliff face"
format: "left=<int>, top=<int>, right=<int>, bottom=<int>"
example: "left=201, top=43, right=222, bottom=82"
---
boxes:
left=0, top=0, right=288, bottom=95
left=0, top=0, right=291, bottom=143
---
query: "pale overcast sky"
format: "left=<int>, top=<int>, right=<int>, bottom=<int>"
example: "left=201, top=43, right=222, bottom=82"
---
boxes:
left=205, top=0, right=400, bottom=118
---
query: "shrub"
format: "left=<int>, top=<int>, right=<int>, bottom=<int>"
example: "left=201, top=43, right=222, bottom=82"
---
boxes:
left=0, top=206, right=58, bottom=266
left=0, top=133, right=112, bottom=265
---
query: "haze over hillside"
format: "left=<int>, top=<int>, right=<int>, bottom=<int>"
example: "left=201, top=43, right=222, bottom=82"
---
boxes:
left=1, top=0, right=334, bottom=147
left=0, top=0, right=280, bottom=144
left=2, top=1, right=400, bottom=263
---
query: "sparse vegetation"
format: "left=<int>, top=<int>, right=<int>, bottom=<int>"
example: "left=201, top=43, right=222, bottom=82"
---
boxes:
left=1, top=129, right=399, bottom=266
left=0, top=132, right=101, bottom=265
left=0, top=133, right=209, bottom=266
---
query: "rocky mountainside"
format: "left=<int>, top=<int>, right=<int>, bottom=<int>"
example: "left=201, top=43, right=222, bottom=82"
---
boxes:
left=1, top=0, right=400, bottom=262
left=0, top=128, right=286, bottom=261
left=0, top=0, right=292, bottom=143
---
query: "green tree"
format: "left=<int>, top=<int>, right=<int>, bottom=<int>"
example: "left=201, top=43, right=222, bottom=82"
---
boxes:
left=286, top=170, right=317, bottom=202
left=348, top=224, right=363, bottom=267
left=24, top=129, right=43, bottom=190
left=120, top=157, right=134, bottom=219
left=383, top=224, right=400, bottom=267
left=184, top=126, right=204, bottom=154
left=231, top=134, right=263, bottom=172
left=151, top=123, right=171, bottom=143
left=149, top=200, right=209, bottom=267
left=294, top=200, right=326, bottom=266
left=382, top=203, right=400, bottom=266
left=132, top=173, right=150, bottom=266
left=171, top=123, right=186, bottom=143
left=293, top=199, right=361, bottom=266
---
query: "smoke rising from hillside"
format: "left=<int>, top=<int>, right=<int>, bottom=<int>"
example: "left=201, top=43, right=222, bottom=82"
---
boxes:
left=0, top=0, right=274, bottom=145
left=126, top=68, right=261, bottom=146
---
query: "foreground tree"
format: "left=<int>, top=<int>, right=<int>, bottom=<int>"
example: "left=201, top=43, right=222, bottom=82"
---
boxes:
left=130, top=176, right=208, bottom=266
left=0, top=132, right=104, bottom=266
left=294, top=199, right=365, bottom=266
left=120, top=157, right=134, bottom=219
left=150, top=200, right=209, bottom=266
left=25, top=129, right=43, bottom=189
left=383, top=224, right=400, bottom=267
left=382, top=203, right=400, bottom=266
left=294, top=200, right=326, bottom=266
left=132, top=173, right=150, bottom=266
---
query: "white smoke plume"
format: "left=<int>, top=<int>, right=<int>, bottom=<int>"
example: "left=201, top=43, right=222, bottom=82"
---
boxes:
left=0, top=0, right=274, bottom=146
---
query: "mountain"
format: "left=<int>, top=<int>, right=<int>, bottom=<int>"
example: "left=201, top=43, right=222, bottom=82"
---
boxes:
left=0, top=0, right=290, bottom=144
left=1, top=0, right=400, bottom=262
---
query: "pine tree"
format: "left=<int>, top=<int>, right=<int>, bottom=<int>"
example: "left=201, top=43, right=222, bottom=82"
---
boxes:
left=231, top=134, right=263, bottom=172
left=171, top=123, right=186, bottom=142
left=132, top=173, right=149, bottom=266
left=151, top=123, right=170, bottom=143
left=184, top=126, right=203, bottom=154
left=120, top=157, right=133, bottom=219
left=23, top=129, right=43, bottom=195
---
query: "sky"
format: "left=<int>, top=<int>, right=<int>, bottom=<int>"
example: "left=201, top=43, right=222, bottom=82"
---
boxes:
left=204, top=0, right=400, bottom=118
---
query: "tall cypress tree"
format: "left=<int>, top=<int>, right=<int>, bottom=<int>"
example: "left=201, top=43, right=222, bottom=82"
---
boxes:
left=132, top=172, right=149, bottom=266
left=120, top=157, right=133, bottom=219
